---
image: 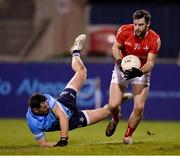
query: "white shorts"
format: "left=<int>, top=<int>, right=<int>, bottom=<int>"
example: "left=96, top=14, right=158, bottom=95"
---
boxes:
left=111, top=65, right=151, bottom=87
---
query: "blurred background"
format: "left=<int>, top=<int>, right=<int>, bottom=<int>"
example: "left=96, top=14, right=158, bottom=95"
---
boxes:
left=0, top=0, right=179, bottom=120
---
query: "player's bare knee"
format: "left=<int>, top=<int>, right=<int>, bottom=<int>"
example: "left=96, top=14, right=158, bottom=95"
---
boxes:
left=134, top=105, right=144, bottom=116
left=108, top=99, right=120, bottom=109
left=103, top=104, right=111, bottom=115
left=106, top=102, right=119, bottom=113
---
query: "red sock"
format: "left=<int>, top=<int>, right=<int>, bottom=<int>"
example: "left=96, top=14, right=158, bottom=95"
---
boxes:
left=124, top=124, right=135, bottom=137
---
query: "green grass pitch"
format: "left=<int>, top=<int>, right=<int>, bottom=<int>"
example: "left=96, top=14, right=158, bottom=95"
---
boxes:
left=0, top=119, right=180, bottom=155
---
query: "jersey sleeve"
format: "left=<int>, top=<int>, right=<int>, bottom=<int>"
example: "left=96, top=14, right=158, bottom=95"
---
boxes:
left=149, top=35, right=161, bottom=54
left=28, top=122, right=45, bottom=140
left=26, top=110, right=46, bottom=141
left=34, top=132, right=45, bottom=140
left=44, top=94, right=58, bottom=110
left=116, top=25, right=128, bottom=44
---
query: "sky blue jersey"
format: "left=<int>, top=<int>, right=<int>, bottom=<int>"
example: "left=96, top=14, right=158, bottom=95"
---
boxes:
left=26, top=94, right=73, bottom=140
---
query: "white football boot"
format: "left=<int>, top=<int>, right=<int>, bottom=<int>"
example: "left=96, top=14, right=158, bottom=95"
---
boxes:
left=122, top=136, right=133, bottom=144
left=70, top=34, right=86, bottom=53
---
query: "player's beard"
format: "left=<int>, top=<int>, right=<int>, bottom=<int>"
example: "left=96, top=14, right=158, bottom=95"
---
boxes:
left=135, top=26, right=148, bottom=39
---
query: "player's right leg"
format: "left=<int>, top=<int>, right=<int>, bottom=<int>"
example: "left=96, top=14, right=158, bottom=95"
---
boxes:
left=65, top=34, right=87, bottom=91
left=122, top=84, right=149, bottom=144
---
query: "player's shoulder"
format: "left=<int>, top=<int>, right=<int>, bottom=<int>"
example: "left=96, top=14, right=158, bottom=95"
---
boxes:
left=119, top=24, right=133, bottom=32
left=147, top=28, right=161, bottom=50
left=148, top=28, right=160, bottom=39
left=117, top=24, right=133, bottom=36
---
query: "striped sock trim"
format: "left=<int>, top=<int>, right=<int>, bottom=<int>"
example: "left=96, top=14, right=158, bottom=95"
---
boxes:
left=72, top=53, right=80, bottom=57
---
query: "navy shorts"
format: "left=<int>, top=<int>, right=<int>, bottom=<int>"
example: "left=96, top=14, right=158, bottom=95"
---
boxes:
left=57, top=88, right=87, bottom=130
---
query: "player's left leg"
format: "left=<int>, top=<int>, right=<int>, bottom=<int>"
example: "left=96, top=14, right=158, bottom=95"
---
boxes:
left=122, top=84, right=149, bottom=144
left=83, top=104, right=111, bottom=125
left=82, top=92, right=133, bottom=127
left=65, top=34, right=87, bottom=91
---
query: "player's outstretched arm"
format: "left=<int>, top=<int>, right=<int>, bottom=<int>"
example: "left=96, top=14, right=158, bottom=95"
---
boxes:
left=53, top=103, right=69, bottom=147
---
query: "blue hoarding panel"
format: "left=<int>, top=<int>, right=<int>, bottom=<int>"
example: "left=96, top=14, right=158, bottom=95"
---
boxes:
left=0, top=62, right=179, bottom=120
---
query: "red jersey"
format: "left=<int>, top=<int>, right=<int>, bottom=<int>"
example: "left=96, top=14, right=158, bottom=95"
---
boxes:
left=116, top=24, right=161, bottom=66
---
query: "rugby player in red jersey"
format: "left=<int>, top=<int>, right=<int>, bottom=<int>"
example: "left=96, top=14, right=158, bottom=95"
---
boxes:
left=105, top=9, right=161, bottom=144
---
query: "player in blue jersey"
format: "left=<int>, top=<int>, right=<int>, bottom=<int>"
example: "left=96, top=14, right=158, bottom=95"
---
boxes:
left=26, top=34, right=132, bottom=147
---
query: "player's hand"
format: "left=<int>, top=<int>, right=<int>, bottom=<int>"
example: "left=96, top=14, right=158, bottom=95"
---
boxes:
left=116, top=59, right=124, bottom=73
left=124, top=67, right=143, bottom=80
left=54, top=137, right=68, bottom=147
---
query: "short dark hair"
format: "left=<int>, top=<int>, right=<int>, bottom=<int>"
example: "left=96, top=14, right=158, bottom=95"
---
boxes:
left=133, top=9, right=151, bottom=24
left=28, top=93, right=47, bottom=109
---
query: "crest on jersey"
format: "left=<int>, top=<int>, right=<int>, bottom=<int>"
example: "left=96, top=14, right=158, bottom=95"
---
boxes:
left=134, top=43, right=141, bottom=50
